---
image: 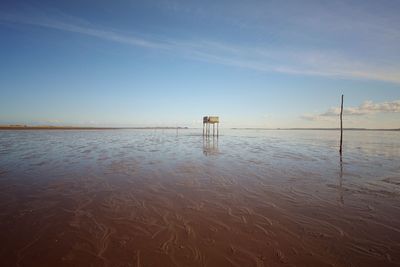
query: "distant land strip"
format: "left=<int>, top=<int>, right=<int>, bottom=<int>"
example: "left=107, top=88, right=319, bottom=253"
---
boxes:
left=0, top=125, right=398, bottom=131
left=0, top=125, right=189, bottom=130
left=231, top=128, right=400, bottom=131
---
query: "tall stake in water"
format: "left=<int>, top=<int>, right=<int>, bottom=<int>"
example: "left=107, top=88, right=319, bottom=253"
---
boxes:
left=339, top=94, right=344, bottom=155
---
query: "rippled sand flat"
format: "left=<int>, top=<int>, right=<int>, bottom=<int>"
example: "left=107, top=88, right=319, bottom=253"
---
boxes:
left=0, top=129, right=399, bottom=266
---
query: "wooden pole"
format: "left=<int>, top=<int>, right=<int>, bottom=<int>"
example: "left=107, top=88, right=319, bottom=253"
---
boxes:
left=339, top=94, right=344, bottom=155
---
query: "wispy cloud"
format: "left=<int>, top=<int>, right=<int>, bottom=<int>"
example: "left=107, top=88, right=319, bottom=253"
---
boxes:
left=301, top=100, right=400, bottom=121
left=1, top=9, right=400, bottom=83
left=0, top=12, right=170, bottom=49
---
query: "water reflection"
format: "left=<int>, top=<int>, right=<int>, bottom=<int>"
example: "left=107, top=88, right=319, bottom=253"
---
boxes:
left=338, top=154, right=344, bottom=206
left=202, top=136, right=219, bottom=156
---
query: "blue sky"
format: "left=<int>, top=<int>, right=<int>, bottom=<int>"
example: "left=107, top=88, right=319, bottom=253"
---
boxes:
left=0, top=0, right=399, bottom=128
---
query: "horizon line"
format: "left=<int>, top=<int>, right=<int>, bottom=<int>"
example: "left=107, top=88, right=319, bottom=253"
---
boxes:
left=1, top=125, right=399, bottom=131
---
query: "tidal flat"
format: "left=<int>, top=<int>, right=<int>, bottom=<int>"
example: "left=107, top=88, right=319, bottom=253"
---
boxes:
left=0, top=129, right=399, bottom=267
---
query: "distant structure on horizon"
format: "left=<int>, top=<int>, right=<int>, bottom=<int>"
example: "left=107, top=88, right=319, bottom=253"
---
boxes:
left=203, top=116, right=219, bottom=137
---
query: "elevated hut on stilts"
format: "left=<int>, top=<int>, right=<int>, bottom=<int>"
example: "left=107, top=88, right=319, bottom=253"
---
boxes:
left=203, top=116, right=219, bottom=137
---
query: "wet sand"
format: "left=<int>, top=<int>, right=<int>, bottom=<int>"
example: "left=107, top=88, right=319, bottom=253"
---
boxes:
left=0, top=129, right=399, bottom=266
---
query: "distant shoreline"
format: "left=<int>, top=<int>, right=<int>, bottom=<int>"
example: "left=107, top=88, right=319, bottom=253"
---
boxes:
left=0, top=125, right=398, bottom=131
left=231, top=128, right=400, bottom=131
left=0, top=125, right=189, bottom=130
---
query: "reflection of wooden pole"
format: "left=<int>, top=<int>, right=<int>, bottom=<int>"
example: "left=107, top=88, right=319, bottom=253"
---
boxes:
left=338, top=153, right=344, bottom=205
left=339, top=94, right=344, bottom=155
left=217, top=123, right=219, bottom=137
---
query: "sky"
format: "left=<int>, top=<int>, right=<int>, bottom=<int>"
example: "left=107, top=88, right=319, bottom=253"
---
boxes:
left=0, top=0, right=399, bottom=128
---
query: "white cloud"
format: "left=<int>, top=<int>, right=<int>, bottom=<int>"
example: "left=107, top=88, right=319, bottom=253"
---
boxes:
left=0, top=13, right=170, bottom=49
left=300, top=114, right=331, bottom=122
left=302, top=100, right=400, bottom=121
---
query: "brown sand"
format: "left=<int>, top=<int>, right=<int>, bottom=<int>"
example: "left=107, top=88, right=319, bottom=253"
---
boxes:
left=0, top=166, right=399, bottom=267
left=0, top=130, right=399, bottom=266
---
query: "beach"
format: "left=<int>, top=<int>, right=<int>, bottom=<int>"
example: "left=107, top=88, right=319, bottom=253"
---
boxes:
left=0, top=129, right=399, bottom=266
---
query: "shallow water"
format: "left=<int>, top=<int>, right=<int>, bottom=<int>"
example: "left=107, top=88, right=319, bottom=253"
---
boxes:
left=0, top=129, right=399, bottom=267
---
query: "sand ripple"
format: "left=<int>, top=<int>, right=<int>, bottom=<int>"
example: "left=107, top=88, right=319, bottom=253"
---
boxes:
left=0, top=129, right=399, bottom=266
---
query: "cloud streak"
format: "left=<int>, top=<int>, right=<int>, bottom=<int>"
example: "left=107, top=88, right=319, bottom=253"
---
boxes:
left=0, top=13, right=170, bottom=49
left=1, top=10, right=400, bottom=83
left=301, top=100, right=400, bottom=121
